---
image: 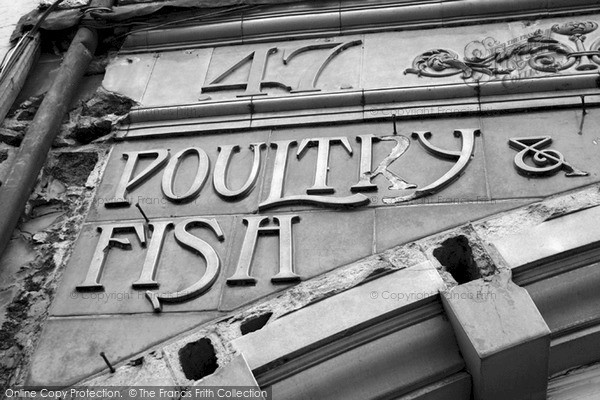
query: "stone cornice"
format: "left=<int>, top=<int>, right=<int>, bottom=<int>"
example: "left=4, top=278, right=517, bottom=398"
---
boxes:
left=121, top=0, right=600, bottom=53
left=117, top=72, right=600, bottom=139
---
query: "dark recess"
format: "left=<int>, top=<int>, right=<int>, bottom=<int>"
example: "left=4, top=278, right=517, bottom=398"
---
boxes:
left=178, top=338, right=219, bottom=381
left=240, top=312, right=273, bottom=335
left=432, top=235, right=481, bottom=284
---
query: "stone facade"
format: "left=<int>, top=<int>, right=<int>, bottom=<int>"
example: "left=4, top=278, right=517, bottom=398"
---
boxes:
left=1, top=1, right=600, bottom=399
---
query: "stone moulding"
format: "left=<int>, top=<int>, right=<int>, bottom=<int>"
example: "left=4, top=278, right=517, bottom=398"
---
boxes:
left=489, top=205, right=600, bottom=375
left=231, top=262, right=465, bottom=396
left=117, top=72, right=600, bottom=139
left=120, top=0, right=600, bottom=53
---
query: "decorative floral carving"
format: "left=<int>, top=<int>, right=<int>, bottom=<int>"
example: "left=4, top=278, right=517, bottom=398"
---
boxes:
left=405, top=21, right=600, bottom=80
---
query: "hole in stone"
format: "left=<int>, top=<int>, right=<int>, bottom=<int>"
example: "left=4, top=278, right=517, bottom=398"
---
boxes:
left=432, top=235, right=481, bottom=284
left=178, top=338, right=219, bottom=381
left=240, top=312, right=273, bottom=336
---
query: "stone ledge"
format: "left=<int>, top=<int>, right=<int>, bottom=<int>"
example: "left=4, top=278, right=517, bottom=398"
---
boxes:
left=120, top=0, right=600, bottom=52
left=232, top=261, right=445, bottom=374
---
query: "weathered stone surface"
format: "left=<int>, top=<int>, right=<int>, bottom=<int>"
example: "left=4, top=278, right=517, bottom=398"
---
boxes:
left=491, top=205, right=600, bottom=269
left=142, top=49, right=213, bottom=107
left=27, top=312, right=220, bottom=387
left=547, top=361, right=600, bottom=400
left=472, top=184, right=600, bottom=243
left=82, top=350, right=176, bottom=387
left=418, top=225, right=499, bottom=284
left=0, top=142, right=109, bottom=390
left=441, top=272, right=551, bottom=400
left=375, top=199, right=535, bottom=252
left=219, top=209, right=375, bottom=311
left=232, top=261, right=445, bottom=372
left=102, top=53, right=159, bottom=104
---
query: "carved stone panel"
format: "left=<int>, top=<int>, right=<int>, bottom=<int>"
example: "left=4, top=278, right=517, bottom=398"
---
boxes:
left=219, top=209, right=375, bottom=311
left=259, top=119, right=487, bottom=211
left=51, top=216, right=234, bottom=316
left=103, top=17, right=600, bottom=109
left=88, top=129, right=272, bottom=222
left=481, top=109, right=599, bottom=199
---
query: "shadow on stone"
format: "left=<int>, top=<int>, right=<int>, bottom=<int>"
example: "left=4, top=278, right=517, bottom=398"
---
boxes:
left=433, top=235, right=481, bottom=284
left=178, top=338, right=219, bottom=381
left=240, top=312, right=273, bottom=336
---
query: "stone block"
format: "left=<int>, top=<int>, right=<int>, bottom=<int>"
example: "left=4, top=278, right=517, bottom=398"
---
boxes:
left=27, top=312, right=220, bottom=387
left=441, top=272, right=551, bottom=400
left=142, top=49, right=213, bottom=107
left=232, top=261, right=445, bottom=372
left=491, top=205, right=600, bottom=270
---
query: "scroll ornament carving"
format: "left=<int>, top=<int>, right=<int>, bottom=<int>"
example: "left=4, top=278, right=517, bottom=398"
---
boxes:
left=404, top=21, right=600, bottom=80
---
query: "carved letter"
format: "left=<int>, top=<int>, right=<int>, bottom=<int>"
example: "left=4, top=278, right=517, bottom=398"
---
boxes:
left=297, top=136, right=353, bottom=194
left=383, top=129, right=480, bottom=204
left=161, top=147, right=210, bottom=203
left=351, top=134, right=379, bottom=192
left=283, top=40, right=363, bottom=92
left=77, top=223, right=146, bottom=291
left=213, top=143, right=266, bottom=199
left=106, top=150, right=169, bottom=208
left=145, top=218, right=224, bottom=312
left=202, top=47, right=291, bottom=97
left=132, top=221, right=173, bottom=289
left=227, top=215, right=301, bottom=285
left=508, top=136, right=588, bottom=177
left=259, top=140, right=369, bottom=210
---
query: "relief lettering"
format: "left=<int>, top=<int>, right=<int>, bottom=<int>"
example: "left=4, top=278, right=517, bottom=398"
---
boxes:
left=77, top=223, right=147, bottom=291
left=259, top=140, right=370, bottom=210
left=213, top=143, right=266, bottom=199
left=297, top=136, right=353, bottom=194
left=226, top=215, right=301, bottom=285
left=352, top=134, right=417, bottom=192
left=283, top=40, right=363, bottom=93
left=383, top=129, right=481, bottom=204
left=106, top=150, right=169, bottom=208
left=201, top=47, right=291, bottom=97
left=132, top=221, right=173, bottom=289
left=146, top=218, right=224, bottom=312
left=508, top=136, right=588, bottom=177
left=161, top=147, right=210, bottom=203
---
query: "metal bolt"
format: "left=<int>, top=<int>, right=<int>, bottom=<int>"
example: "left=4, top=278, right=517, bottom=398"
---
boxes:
left=100, top=352, right=116, bottom=373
